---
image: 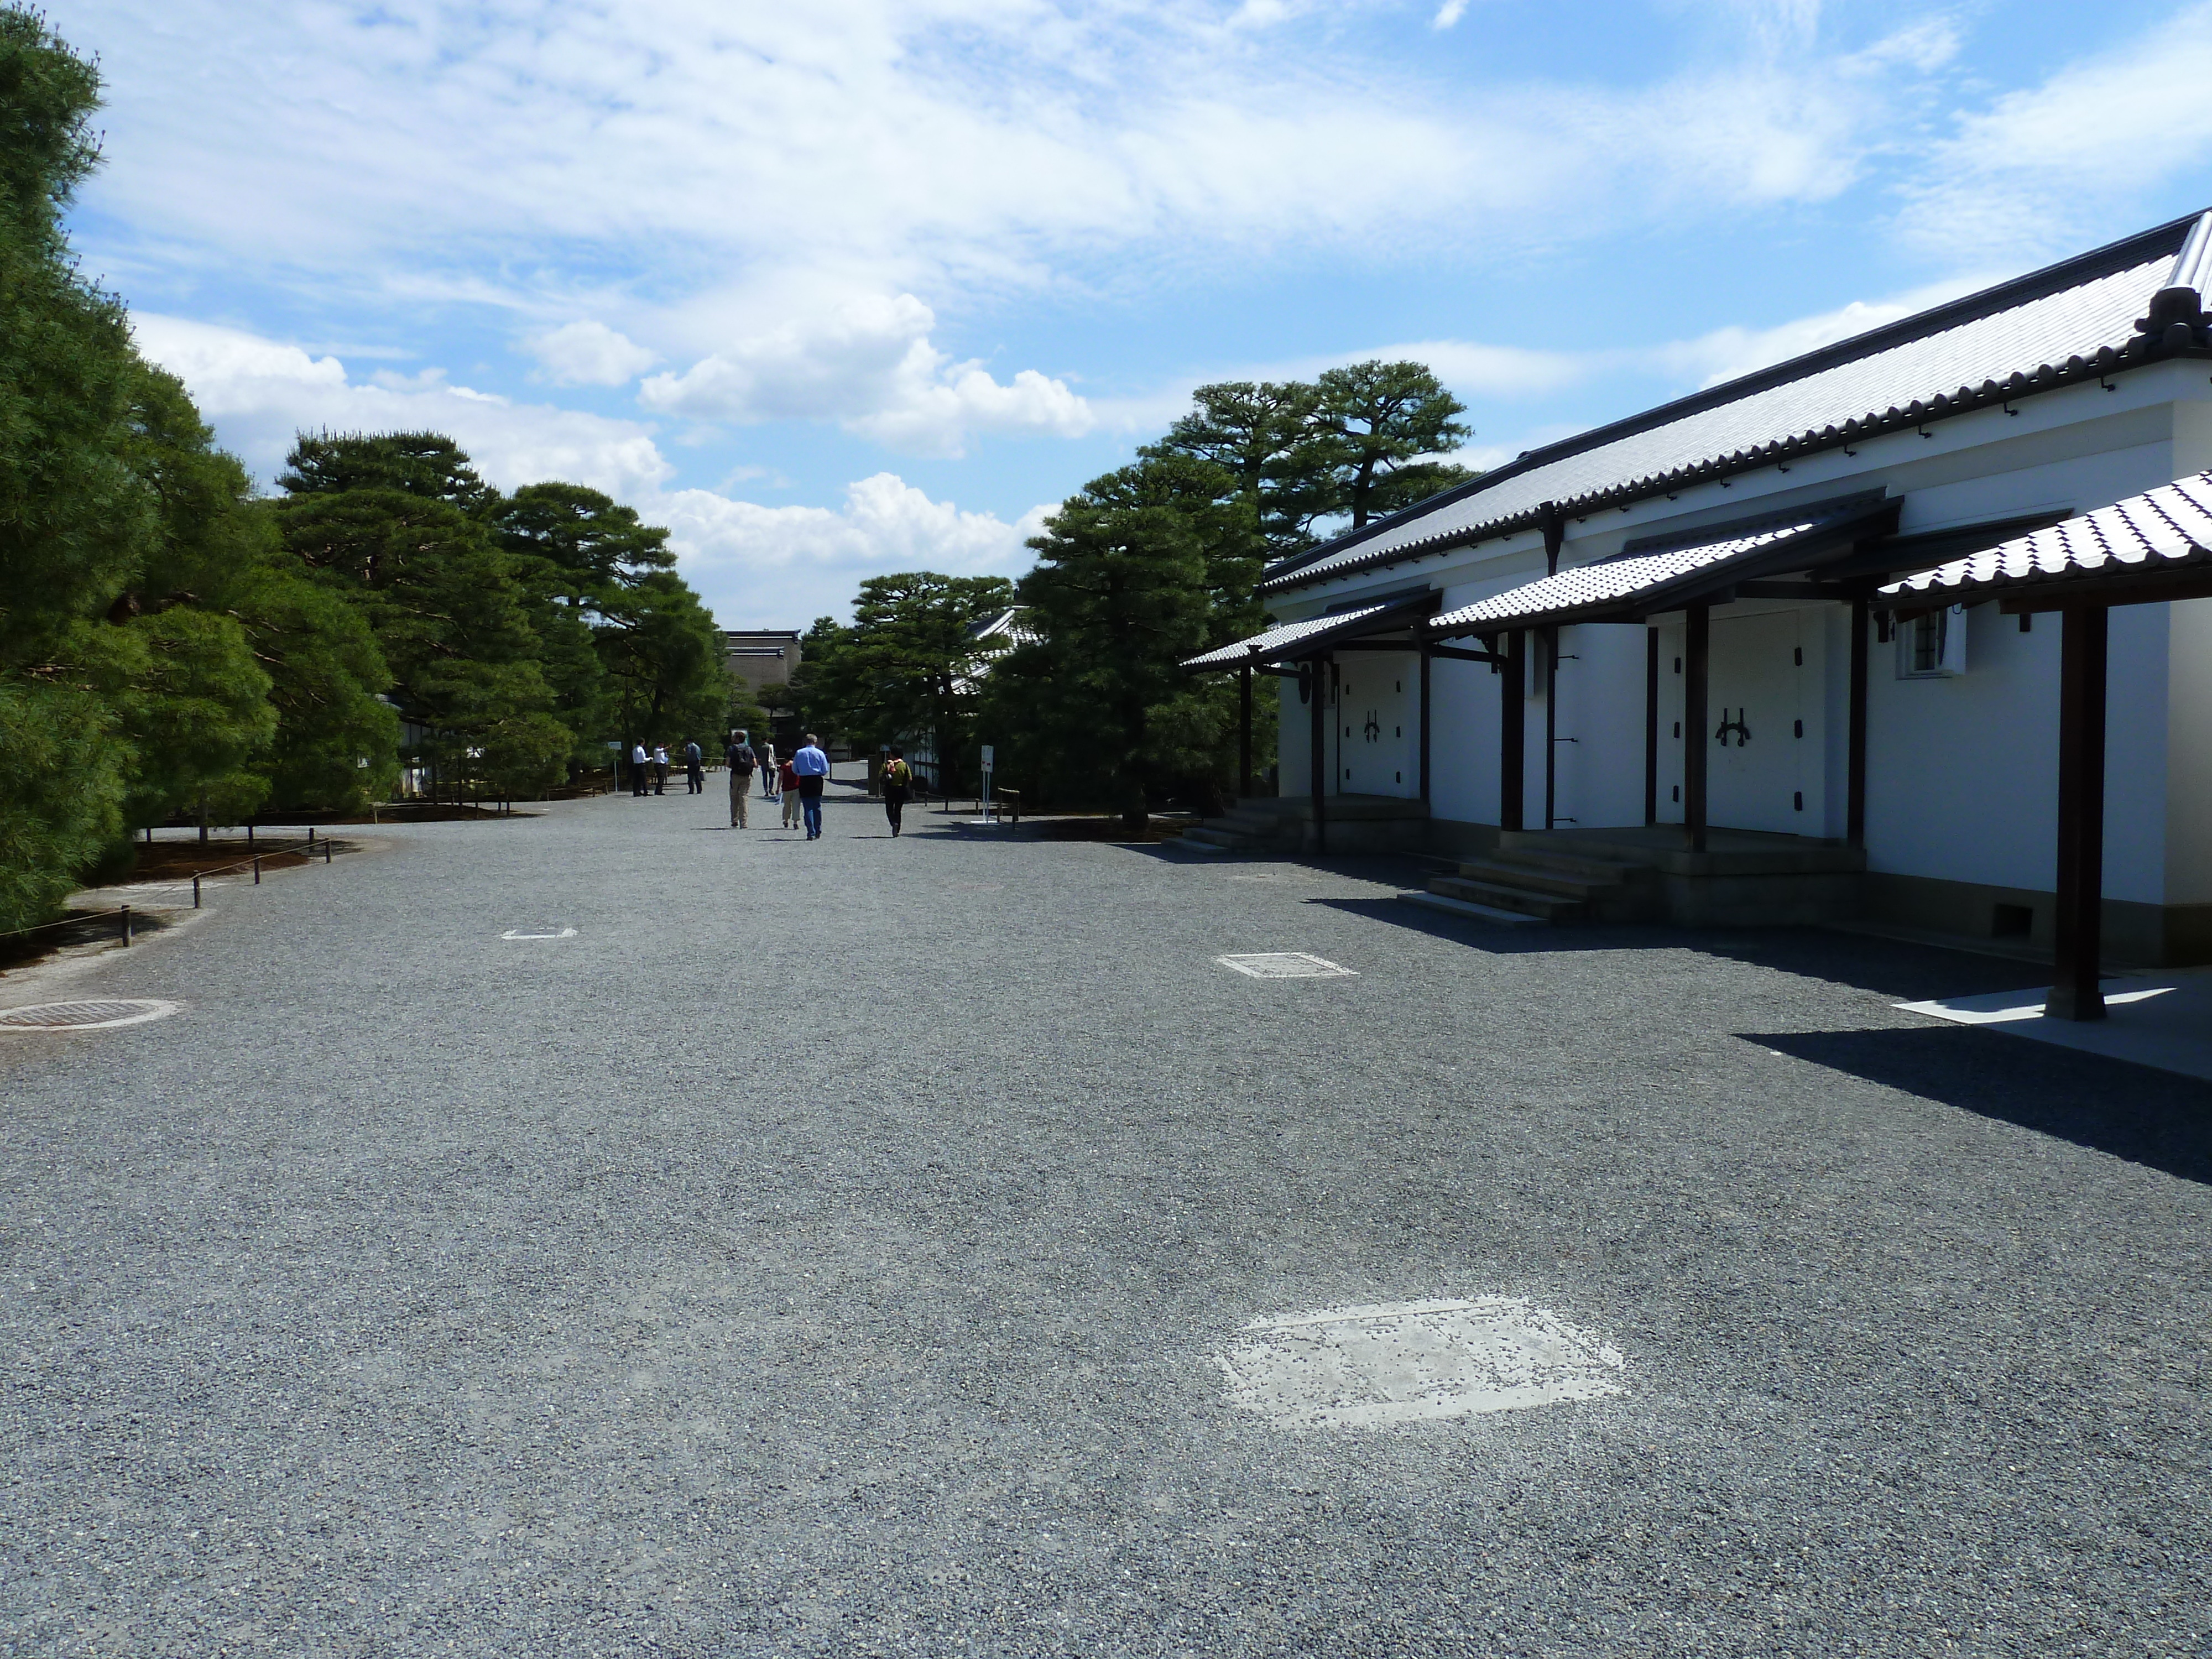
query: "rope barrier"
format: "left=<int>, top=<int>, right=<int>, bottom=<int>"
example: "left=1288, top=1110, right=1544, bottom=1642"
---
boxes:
left=0, top=831, right=342, bottom=943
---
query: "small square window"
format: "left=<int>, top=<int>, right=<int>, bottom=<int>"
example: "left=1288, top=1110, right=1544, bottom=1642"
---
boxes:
left=1896, top=606, right=1967, bottom=679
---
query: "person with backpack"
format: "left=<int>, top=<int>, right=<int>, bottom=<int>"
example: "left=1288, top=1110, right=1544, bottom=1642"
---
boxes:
left=684, top=739, right=704, bottom=794
left=881, top=747, right=912, bottom=837
left=778, top=755, right=802, bottom=830
left=791, top=733, right=831, bottom=839
left=760, top=740, right=780, bottom=800
left=724, top=729, right=756, bottom=827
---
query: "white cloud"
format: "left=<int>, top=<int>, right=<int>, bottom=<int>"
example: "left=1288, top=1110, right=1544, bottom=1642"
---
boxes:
left=76, top=0, right=1950, bottom=327
left=662, top=474, right=1055, bottom=626
left=1897, top=2, right=2212, bottom=262
left=131, top=311, right=1048, bottom=626
left=525, top=321, right=660, bottom=387
left=639, top=294, right=1093, bottom=457
left=1432, top=0, right=1470, bottom=29
left=133, top=314, right=672, bottom=499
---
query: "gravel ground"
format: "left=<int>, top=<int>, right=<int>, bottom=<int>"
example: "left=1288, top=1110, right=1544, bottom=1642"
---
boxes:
left=2, top=777, right=2208, bottom=1657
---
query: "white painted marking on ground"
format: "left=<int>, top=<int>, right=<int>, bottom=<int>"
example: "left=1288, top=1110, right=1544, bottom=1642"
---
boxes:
left=501, top=928, right=577, bottom=940
left=1216, top=952, right=1357, bottom=979
left=1216, top=1297, right=1626, bottom=1428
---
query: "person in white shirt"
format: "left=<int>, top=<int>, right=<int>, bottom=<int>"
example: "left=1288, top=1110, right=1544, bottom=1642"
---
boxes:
left=630, top=742, right=649, bottom=796
left=651, top=744, right=670, bottom=795
left=760, top=742, right=780, bottom=799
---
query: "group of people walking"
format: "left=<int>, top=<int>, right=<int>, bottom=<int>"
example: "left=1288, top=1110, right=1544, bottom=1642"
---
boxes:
left=721, top=729, right=833, bottom=837
left=629, top=729, right=911, bottom=841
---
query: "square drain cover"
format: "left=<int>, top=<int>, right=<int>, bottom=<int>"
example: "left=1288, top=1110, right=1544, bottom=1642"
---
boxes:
left=1217, top=952, right=1355, bottom=979
left=1218, top=1298, right=1626, bottom=1428
left=0, top=999, right=179, bottom=1030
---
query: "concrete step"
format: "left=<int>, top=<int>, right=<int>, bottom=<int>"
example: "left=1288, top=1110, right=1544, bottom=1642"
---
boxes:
left=1453, top=855, right=1632, bottom=902
left=1397, top=891, right=1545, bottom=928
left=1479, top=845, right=1655, bottom=884
left=1428, top=875, right=1586, bottom=923
left=1177, top=826, right=1251, bottom=852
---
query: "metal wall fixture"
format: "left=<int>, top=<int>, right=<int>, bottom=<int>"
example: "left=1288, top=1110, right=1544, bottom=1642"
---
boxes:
left=1715, top=709, right=1751, bottom=747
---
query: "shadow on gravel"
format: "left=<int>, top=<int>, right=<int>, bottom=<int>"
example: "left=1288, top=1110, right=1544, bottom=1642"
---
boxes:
left=1306, top=894, right=2049, bottom=1003
left=1746, top=1025, right=2212, bottom=1186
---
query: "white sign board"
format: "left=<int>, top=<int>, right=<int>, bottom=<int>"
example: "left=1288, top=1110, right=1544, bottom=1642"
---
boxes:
left=980, top=745, right=995, bottom=766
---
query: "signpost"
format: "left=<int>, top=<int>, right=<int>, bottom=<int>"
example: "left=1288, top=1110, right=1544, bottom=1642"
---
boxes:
left=977, top=744, right=996, bottom=824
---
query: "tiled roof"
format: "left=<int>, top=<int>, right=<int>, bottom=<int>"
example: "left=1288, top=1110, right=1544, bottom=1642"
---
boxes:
left=969, top=606, right=1037, bottom=646
left=1430, top=518, right=1828, bottom=635
left=1265, top=211, right=2212, bottom=596
left=1183, top=599, right=1422, bottom=670
left=1881, top=471, right=2212, bottom=603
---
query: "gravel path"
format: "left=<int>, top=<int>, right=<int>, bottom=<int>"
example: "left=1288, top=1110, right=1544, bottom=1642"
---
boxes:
left=3, top=779, right=2208, bottom=1656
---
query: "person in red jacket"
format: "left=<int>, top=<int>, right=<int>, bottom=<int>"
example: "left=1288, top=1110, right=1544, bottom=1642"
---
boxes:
left=779, top=757, right=802, bottom=830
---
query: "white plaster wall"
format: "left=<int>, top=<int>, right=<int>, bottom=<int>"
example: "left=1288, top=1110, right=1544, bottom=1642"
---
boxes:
left=1277, top=673, right=1313, bottom=797
left=1863, top=603, right=2174, bottom=904
left=1865, top=602, right=2058, bottom=891
left=2167, top=598, right=2212, bottom=905
left=2100, top=603, right=2171, bottom=904
left=1820, top=607, right=1852, bottom=840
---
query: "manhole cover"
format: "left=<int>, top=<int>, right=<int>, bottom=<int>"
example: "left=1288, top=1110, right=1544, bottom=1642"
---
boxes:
left=0, top=999, right=180, bottom=1030
left=1217, top=952, right=1356, bottom=979
left=1216, top=1298, right=1626, bottom=1427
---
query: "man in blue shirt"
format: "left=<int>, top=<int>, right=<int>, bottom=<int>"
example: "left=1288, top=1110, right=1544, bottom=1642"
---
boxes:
left=791, top=733, right=831, bottom=840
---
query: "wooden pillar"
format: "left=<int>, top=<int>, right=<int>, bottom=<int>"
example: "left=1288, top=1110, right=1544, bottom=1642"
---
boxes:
left=1684, top=602, right=1710, bottom=854
left=1644, top=628, right=1658, bottom=826
left=1848, top=596, right=1869, bottom=848
left=1418, top=644, right=1432, bottom=805
left=1238, top=665, right=1253, bottom=800
left=1308, top=656, right=1327, bottom=855
left=1500, top=630, right=1526, bottom=832
left=2047, top=603, right=2108, bottom=1021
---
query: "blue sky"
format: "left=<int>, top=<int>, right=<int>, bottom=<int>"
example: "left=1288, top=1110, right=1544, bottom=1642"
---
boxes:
left=61, top=0, right=2212, bottom=627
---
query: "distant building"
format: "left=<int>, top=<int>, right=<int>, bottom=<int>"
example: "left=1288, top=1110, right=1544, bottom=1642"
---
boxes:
left=725, top=629, right=801, bottom=692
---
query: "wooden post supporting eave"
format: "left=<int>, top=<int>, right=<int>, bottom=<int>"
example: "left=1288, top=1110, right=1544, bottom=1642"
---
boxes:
left=1684, top=602, right=1710, bottom=855
left=1500, top=630, right=1526, bottom=832
left=2047, top=602, right=2109, bottom=1021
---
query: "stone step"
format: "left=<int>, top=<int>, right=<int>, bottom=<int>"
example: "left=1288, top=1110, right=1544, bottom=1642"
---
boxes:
left=1177, top=826, right=1250, bottom=852
left=1481, top=844, right=1656, bottom=884
left=1453, top=856, right=1631, bottom=902
left=1428, top=875, right=1586, bottom=923
left=1397, top=891, right=1545, bottom=928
